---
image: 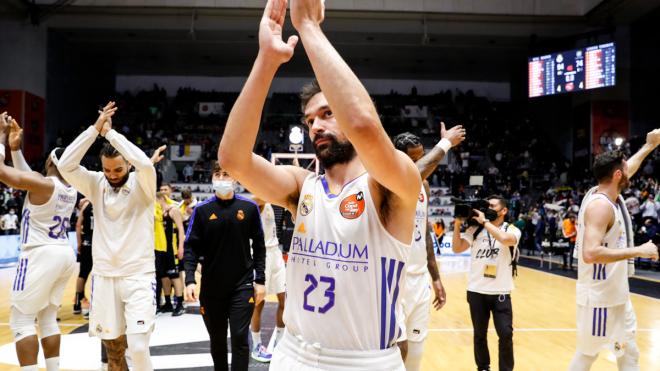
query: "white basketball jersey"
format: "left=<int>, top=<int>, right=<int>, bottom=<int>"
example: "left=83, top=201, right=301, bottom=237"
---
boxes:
left=576, top=193, right=629, bottom=307
left=285, top=173, right=410, bottom=351
left=407, top=185, right=428, bottom=276
left=261, top=203, right=279, bottom=248
left=20, top=176, right=77, bottom=249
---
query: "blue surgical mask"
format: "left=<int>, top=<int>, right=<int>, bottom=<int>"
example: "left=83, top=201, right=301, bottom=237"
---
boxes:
left=212, top=180, right=234, bottom=198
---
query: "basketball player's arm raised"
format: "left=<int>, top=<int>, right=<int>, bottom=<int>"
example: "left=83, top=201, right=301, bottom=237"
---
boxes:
left=625, top=128, right=659, bottom=178
left=291, top=1, right=420, bottom=202
left=6, top=117, right=31, bottom=172
left=218, top=0, right=308, bottom=213
left=0, top=117, right=54, bottom=200
left=416, top=122, right=465, bottom=180
left=582, top=199, right=659, bottom=263
left=58, top=103, right=118, bottom=198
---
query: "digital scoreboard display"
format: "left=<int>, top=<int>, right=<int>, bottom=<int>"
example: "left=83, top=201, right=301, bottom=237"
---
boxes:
left=528, top=42, right=615, bottom=98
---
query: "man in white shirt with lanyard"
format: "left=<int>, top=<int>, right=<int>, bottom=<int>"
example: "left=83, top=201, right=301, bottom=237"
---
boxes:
left=452, top=195, right=521, bottom=371
left=58, top=102, right=157, bottom=371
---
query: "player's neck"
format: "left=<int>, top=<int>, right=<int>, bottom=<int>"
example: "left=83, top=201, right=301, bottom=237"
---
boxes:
left=324, top=158, right=366, bottom=190
left=596, top=183, right=620, bottom=203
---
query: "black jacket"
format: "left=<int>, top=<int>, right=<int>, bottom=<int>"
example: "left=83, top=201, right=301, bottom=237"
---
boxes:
left=184, top=194, right=266, bottom=298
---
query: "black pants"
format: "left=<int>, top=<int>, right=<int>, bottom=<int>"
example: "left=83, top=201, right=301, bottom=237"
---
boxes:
left=201, top=288, right=255, bottom=371
left=467, top=291, right=514, bottom=371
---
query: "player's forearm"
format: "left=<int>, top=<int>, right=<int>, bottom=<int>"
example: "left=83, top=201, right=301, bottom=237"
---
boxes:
left=104, top=130, right=152, bottom=170
left=59, top=126, right=98, bottom=172
left=219, top=55, right=279, bottom=173
left=417, top=143, right=449, bottom=181
left=10, top=150, right=31, bottom=172
left=583, top=245, right=642, bottom=264
left=626, top=143, right=656, bottom=178
left=297, top=24, right=379, bottom=136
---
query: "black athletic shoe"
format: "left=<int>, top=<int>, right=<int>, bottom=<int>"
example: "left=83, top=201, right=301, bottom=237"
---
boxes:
left=73, top=302, right=82, bottom=315
left=159, top=303, right=174, bottom=313
left=172, top=305, right=185, bottom=317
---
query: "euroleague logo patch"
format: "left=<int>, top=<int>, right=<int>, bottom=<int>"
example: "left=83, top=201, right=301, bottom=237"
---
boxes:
left=339, top=191, right=365, bottom=219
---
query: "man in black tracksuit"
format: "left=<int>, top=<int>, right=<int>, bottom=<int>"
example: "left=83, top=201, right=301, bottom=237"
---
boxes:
left=184, top=163, right=266, bottom=371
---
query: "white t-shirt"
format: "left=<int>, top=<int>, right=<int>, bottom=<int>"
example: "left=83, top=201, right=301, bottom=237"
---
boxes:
left=1, top=213, right=18, bottom=230
left=463, top=222, right=521, bottom=295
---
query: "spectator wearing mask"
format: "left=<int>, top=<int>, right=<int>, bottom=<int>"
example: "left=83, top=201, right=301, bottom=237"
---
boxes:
left=1, top=208, right=18, bottom=235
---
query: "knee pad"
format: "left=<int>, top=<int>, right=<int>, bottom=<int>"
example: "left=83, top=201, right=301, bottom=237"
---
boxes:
left=37, top=305, right=60, bottom=339
left=9, top=306, right=37, bottom=342
left=127, top=333, right=151, bottom=355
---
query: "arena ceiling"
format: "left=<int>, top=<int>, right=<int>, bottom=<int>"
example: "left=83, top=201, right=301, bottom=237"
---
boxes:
left=2, top=0, right=659, bottom=81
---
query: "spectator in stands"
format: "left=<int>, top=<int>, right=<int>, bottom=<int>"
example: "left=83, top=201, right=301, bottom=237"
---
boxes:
left=182, top=163, right=194, bottom=182
left=561, top=213, right=577, bottom=270
left=625, top=192, right=642, bottom=227
left=640, top=193, right=660, bottom=223
left=433, top=219, right=445, bottom=253
left=1, top=207, right=18, bottom=235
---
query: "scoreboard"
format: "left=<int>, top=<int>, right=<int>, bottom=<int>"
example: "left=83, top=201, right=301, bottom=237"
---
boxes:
left=528, top=42, right=615, bottom=98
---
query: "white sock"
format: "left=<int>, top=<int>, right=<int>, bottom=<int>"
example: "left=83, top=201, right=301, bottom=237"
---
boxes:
left=251, top=331, right=261, bottom=346
left=275, top=327, right=285, bottom=344
left=568, top=351, right=597, bottom=371
left=45, top=356, right=60, bottom=371
left=21, top=365, right=38, bottom=371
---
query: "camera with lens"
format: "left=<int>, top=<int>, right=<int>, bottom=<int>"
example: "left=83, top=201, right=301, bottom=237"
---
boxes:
left=452, top=198, right=498, bottom=226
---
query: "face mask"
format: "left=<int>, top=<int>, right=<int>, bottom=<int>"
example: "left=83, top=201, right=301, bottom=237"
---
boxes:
left=213, top=180, right=234, bottom=197
left=9, top=210, right=15, bottom=215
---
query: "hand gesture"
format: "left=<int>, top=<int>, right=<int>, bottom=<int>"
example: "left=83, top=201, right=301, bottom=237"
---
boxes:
left=441, top=122, right=466, bottom=147
left=0, top=112, right=9, bottom=135
left=646, top=128, right=660, bottom=148
left=254, top=283, right=266, bottom=305
left=259, top=0, right=299, bottom=66
left=638, top=241, right=659, bottom=261
left=8, top=117, right=23, bottom=151
left=150, top=145, right=167, bottom=165
left=185, top=283, right=198, bottom=302
left=471, top=209, right=487, bottom=225
left=94, top=101, right=117, bottom=134
left=432, top=279, right=447, bottom=310
left=290, top=0, right=325, bottom=31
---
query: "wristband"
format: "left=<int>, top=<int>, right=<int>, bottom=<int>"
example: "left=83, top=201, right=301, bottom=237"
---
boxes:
left=0, top=143, right=5, bottom=160
left=436, top=138, right=452, bottom=153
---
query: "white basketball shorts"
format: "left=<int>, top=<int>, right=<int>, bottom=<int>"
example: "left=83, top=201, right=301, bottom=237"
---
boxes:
left=576, top=299, right=636, bottom=358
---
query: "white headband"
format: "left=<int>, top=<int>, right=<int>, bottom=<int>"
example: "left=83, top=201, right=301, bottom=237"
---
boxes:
left=49, top=148, right=61, bottom=166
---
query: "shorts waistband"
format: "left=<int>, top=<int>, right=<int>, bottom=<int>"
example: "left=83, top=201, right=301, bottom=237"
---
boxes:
left=276, top=330, right=403, bottom=370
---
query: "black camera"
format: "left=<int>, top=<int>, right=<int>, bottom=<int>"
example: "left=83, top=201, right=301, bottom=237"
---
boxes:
left=452, top=198, right=498, bottom=226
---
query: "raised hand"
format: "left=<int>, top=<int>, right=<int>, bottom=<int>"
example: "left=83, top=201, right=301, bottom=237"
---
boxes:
left=441, top=121, right=466, bottom=147
left=8, top=118, right=23, bottom=151
left=94, top=101, right=118, bottom=134
left=646, top=128, right=660, bottom=148
left=0, top=112, right=9, bottom=135
left=290, top=0, right=325, bottom=31
left=150, top=145, right=167, bottom=165
left=259, top=0, right=299, bottom=65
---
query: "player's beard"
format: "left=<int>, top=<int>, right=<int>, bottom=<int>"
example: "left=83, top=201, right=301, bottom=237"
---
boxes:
left=313, top=133, right=356, bottom=169
left=618, top=173, right=630, bottom=192
left=106, top=172, right=130, bottom=189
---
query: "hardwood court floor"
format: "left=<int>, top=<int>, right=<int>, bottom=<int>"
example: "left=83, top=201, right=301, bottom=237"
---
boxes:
left=0, top=257, right=658, bottom=370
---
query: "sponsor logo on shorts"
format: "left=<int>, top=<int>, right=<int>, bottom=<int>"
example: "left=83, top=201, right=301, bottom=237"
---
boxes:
left=339, top=191, right=365, bottom=219
left=96, top=324, right=103, bottom=334
left=300, top=194, right=313, bottom=216
left=413, top=329, right=420, bottom=334
left=137, top=320, right=145, bottom=325
left=237, top=210, right=245, bottom=220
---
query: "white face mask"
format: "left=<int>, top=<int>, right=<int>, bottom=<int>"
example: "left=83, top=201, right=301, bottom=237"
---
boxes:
left=212, top=180, right=234, bottom=198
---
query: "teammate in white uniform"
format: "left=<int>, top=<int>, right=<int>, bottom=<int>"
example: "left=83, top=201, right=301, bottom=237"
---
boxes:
left=58, top=102, right=157, bottom=371
left=568, top=130, right=660, bottom=371
left=391, top=129, right=465, bottom=370
left=218, top=1, right=421, bottom=368
left=0, top=113, right=77, bottom=371
left=250, top=199, right=286, bottom=362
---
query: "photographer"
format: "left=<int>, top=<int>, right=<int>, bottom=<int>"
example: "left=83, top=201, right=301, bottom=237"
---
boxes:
left=452, top=195, right=521, bottom=371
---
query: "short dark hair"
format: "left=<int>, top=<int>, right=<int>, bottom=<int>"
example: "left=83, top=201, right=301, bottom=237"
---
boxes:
left=487, top=195, right=508, bottom=209
left=160, top=183, right=172, bottom=190
left=181, top=189, right=192, bottom=199
left=392, top=132, right=422, bottom=152
left=592, top=150, right=625, bottom=183
left=100, top=142, right=121, bottom=159
left=212, top=161, right=221, bottom=174
left=300, top=80, right=322, bottom=113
